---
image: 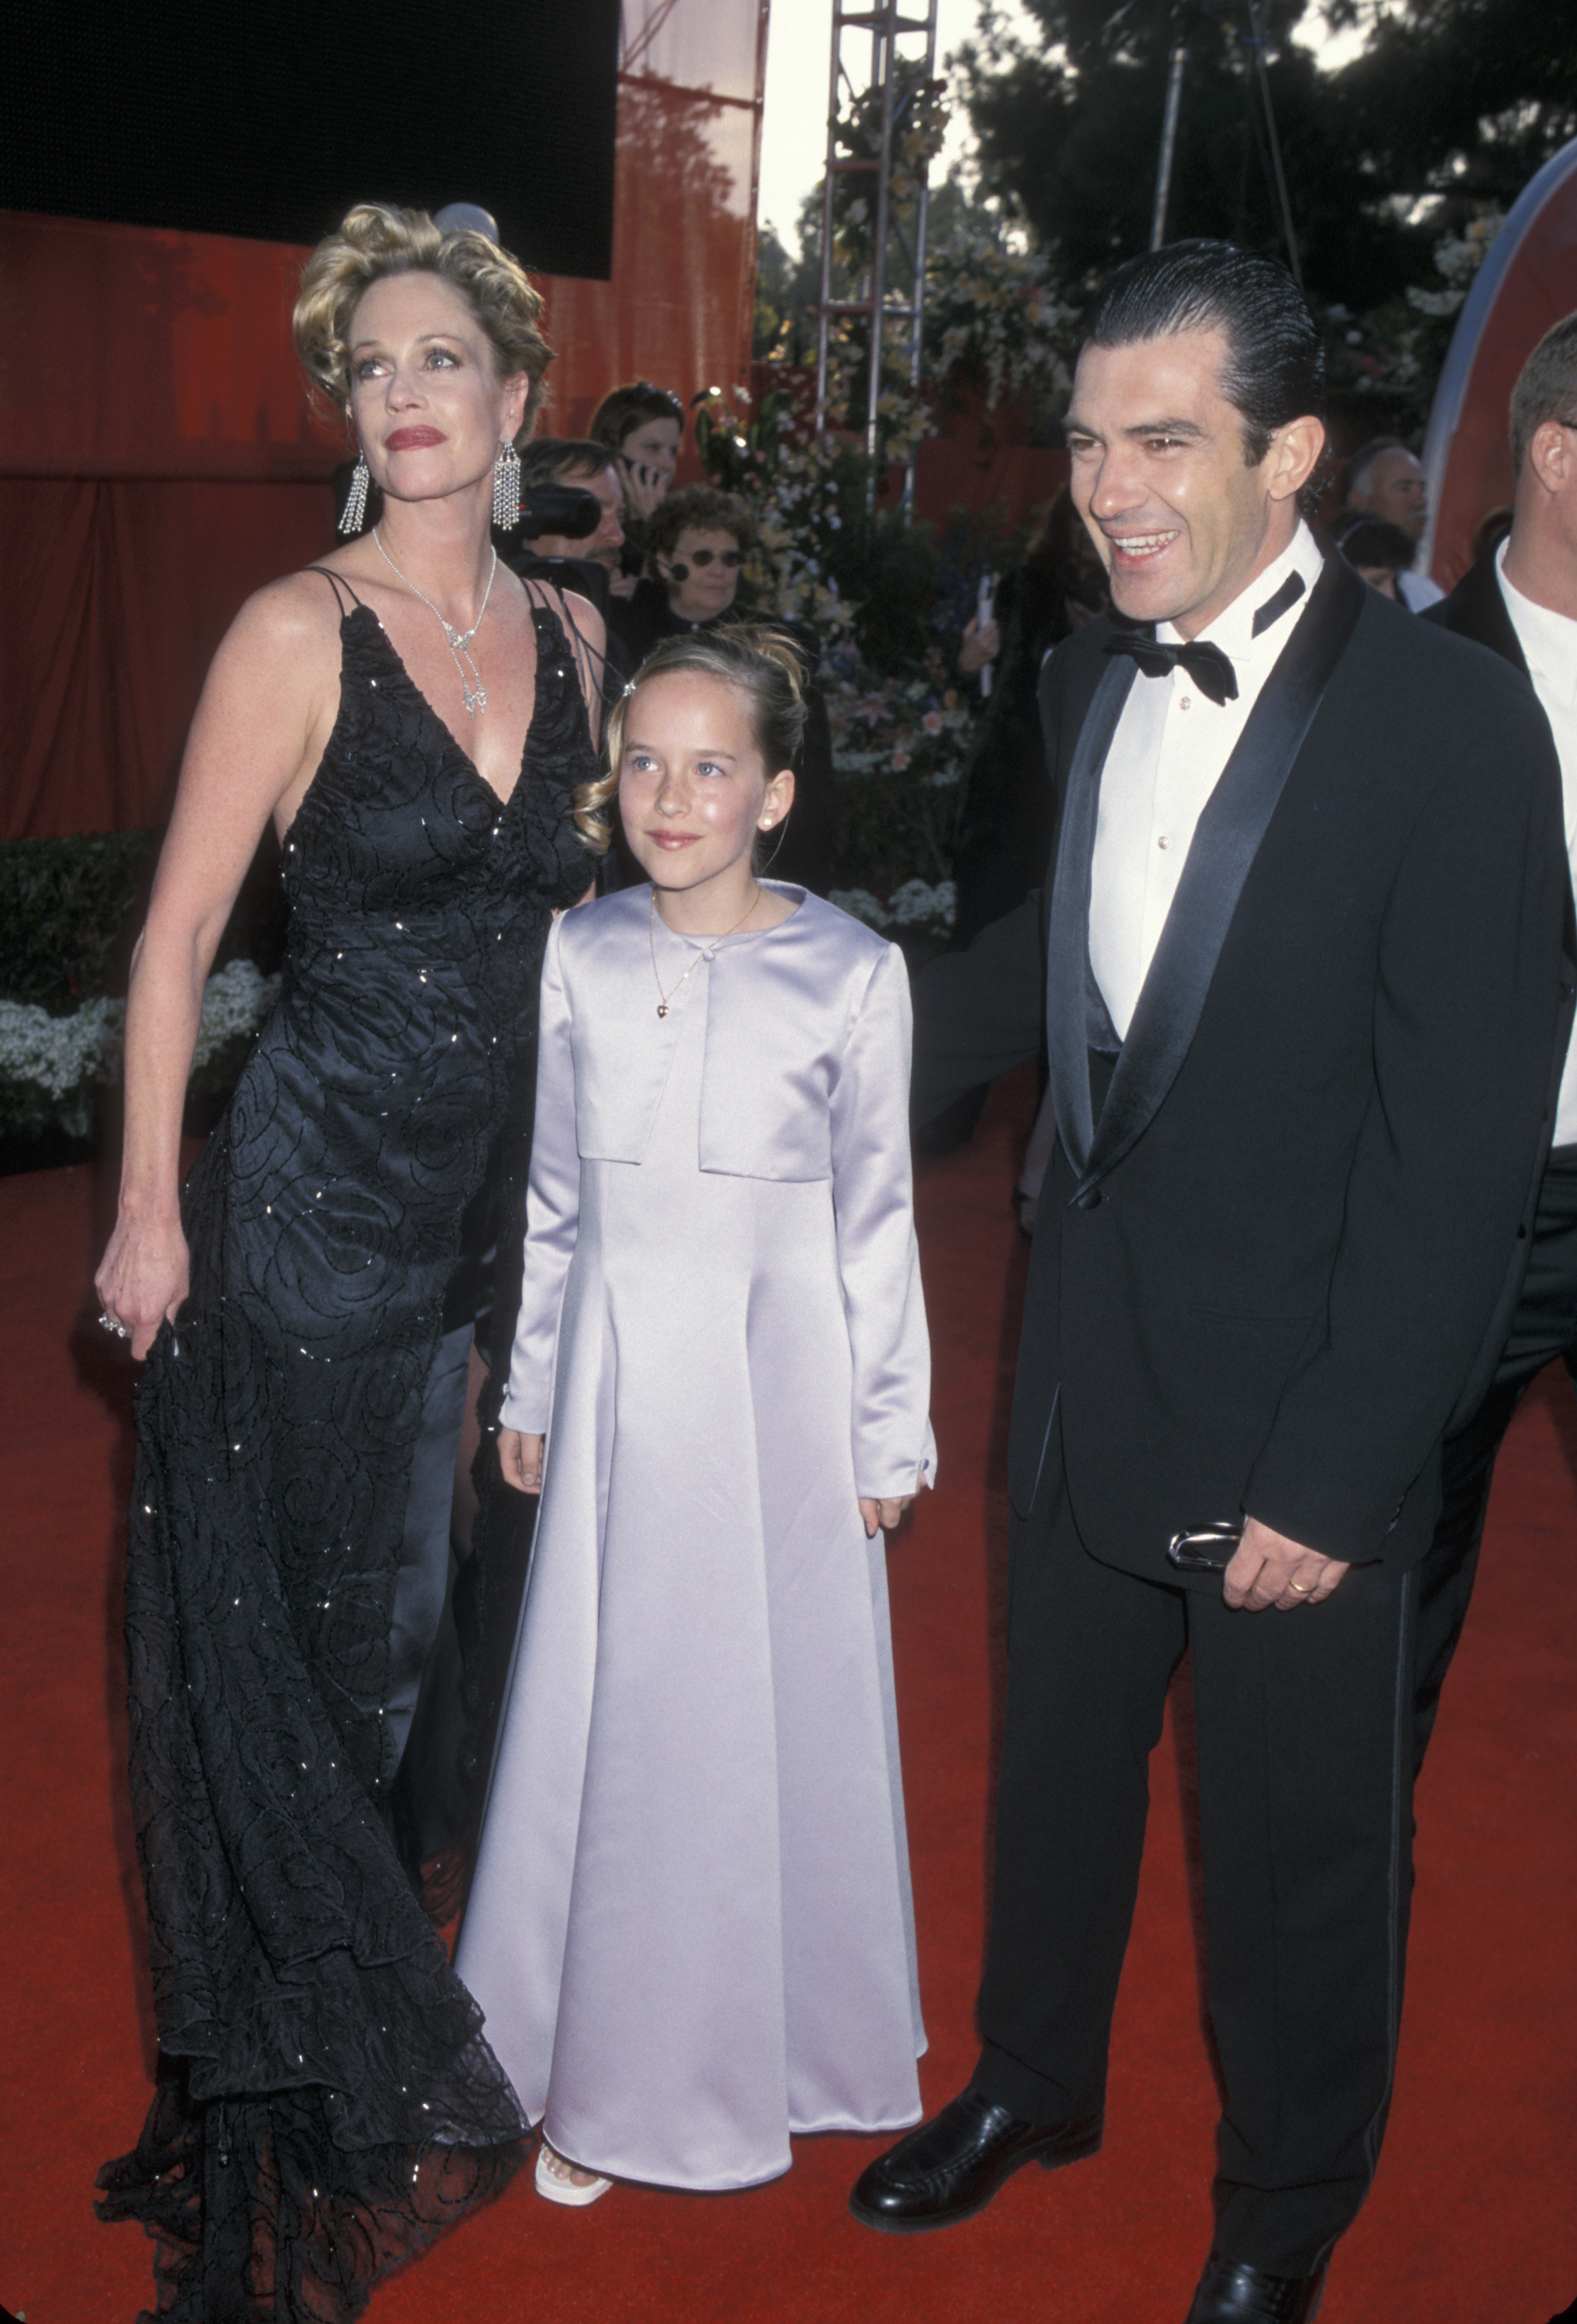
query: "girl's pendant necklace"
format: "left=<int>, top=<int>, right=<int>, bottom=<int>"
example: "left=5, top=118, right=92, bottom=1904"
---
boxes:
left=649, top=884, right=761, bottom=1017
left=372, top=528, right=497, bottom=715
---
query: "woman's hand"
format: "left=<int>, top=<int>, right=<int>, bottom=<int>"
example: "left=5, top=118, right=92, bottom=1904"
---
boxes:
left=957, top=614, right=1002, bottom=676
left=94, top=1209, right=191, bottom=1361
left=499, top=1428, right=545, bottom=1494
left=859, top=1494, right=914, bottom=1538
left=619, top=456, right=670, bottom=524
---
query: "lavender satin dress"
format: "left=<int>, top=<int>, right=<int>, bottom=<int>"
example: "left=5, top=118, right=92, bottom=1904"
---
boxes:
left=456, top=884, right=933, bottom=2190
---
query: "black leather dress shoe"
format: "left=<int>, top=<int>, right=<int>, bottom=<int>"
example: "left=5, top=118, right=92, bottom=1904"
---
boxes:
left=848, top=2089, right=1101, bottom=2233
left=1184, top=2254, right=1328, bottom=2322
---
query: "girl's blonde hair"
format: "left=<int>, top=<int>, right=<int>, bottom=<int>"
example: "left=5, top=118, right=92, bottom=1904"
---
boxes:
left=293, top=202, right=552, bottom=441
left=603, top=627, right=809, bottom=867
left=605, top=627, right=809, bottom=786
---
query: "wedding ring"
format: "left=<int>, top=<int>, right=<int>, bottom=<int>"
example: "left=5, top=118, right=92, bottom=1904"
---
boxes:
left=1288, top=1579, right=1314, bottom=1594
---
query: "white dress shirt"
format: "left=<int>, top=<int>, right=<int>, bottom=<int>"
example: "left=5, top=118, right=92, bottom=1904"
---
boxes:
left=1089, top=521, right=1328, bottom=1039
left=1498, top=541, right=1577, bottom=1147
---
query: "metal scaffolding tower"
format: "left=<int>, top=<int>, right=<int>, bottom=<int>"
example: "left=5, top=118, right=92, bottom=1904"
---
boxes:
left=813, top=0, right=940, bottom=511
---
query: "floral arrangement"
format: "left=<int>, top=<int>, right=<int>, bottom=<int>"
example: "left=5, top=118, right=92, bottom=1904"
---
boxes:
left=830, top=879, right=957, bottom=941
left=924, top=225, right=1077, bottom=411
left=821, top=649, right=975, bottom=915
left=1324, top=206, right=1505, bottom=429
left=0, top=958, right=280, bottom=1146
left=827, top=68, right=950, bottom=275
left=0, top=993, right=127, bottom=1140
left=695, top=382, right=874, bottom=641
left=1405, top=208, right=1505, bottom=321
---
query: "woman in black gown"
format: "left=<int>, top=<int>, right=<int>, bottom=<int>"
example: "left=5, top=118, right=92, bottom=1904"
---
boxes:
left=92, top=203, right=610, bottom=2320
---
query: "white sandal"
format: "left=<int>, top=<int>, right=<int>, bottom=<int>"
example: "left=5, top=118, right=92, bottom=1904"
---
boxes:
left=534, top=2139, right=613, bottom=2207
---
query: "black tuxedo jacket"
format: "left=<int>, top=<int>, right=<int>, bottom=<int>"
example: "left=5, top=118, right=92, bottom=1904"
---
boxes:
left=913, top=553, right=1569, bottom=1583
left=1422, top=547, right=1530, bottom=673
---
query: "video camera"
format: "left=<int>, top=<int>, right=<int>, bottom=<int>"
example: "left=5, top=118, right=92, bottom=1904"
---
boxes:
left=517, top=481, right=602, bottom=541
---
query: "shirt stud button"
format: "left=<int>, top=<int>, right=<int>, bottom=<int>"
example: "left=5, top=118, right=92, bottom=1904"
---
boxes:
left=1157, top=834, right=1170, bottom=851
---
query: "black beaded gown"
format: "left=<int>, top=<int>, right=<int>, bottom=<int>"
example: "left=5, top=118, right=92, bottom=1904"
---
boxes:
left=96, top=577, right=597, bottom=2321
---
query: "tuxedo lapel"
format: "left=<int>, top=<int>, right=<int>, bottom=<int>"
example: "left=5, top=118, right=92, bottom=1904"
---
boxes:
left=1075, top=551, right=1368, bottom=1195
left=1044, top=655, right=1136, bottom=1178
left=1442, top=553, right=1528, bottom=675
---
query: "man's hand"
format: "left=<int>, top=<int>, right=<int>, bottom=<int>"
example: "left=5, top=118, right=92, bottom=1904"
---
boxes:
left=499, top=1428, right=545, bottom=1495
left=957, top=614, right=1002, bottom=675
left=1222, top=1515, right=1350, bottom=1611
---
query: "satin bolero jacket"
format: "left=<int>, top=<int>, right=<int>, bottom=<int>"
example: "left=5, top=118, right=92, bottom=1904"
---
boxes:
left=500, top=883, right=936, bottom=1500
left=560, top=882, right=894, bottom=1177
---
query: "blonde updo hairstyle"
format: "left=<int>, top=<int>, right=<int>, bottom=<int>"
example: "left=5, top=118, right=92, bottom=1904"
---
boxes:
left=294, top=202, right=552, bottom=443
left=604, top=626, right=809, bottom=866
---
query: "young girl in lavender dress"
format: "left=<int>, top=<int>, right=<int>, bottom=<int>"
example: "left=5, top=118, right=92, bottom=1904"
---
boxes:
left=456, top=627, right=934, bottom=2200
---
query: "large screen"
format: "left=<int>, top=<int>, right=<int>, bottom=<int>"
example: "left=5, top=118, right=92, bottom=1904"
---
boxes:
left=0, top=0, right=620, bottom=278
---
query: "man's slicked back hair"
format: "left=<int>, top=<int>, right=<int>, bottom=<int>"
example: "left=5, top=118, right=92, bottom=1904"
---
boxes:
left=1082, top=239, right=1325, bottom=467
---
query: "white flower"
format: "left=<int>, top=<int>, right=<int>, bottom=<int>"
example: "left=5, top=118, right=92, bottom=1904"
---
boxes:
left=0, top=994, right=125, bottom=1100
left=190, top=959, right=282, bottom=1068
left=887, top=878, right=957, bottom=930
left=0, top=961, right=280, bottom=1133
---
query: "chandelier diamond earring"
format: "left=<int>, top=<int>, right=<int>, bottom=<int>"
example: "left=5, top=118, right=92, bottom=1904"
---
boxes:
left=493, top=439, right=521, bottom=531
left=338, top=453, right=370, bottom=536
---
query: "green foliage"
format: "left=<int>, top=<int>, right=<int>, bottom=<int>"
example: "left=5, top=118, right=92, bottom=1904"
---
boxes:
left=825, top=491, right=943, bottom=678
left=0, top=830, right=155, bottom=1010
left=956, top=0, right=1577, bottom=435
left=826, top=668, right=973, bottom=899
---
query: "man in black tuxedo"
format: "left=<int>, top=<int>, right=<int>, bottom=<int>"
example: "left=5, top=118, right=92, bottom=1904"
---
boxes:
left=1414, top=311, right=1577, bottom=1766
left=849, top=243, right=1568, bottom=2322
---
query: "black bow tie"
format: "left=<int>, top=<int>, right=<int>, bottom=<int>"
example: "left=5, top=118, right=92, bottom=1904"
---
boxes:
left=1101, top=569, right=1309, bottom=707
left=1103, top=630, right=1239, bottom=703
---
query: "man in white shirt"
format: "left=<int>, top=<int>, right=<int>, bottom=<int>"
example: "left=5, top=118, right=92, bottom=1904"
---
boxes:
left=852, top=242, right=1567, bottom=2324
left=1418, top=311, right=1577, bottom=1762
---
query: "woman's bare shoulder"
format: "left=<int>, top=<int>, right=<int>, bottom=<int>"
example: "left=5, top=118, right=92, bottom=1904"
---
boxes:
left=211, top=566, right=356, bottom=677
left=562, top=586, right=606, bottom=641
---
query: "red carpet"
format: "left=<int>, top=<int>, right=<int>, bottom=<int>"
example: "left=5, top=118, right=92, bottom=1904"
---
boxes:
left=2, top=1067, right=1575, bottom=2322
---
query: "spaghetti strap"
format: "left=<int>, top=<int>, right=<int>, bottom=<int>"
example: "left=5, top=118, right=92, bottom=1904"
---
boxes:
left=306, top=566, right=362, bottom=615
left=524, top=572, right=610, bottom=717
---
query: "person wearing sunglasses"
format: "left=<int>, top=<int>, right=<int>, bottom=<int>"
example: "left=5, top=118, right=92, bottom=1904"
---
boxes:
left=606, top=485, right=837, bottom=894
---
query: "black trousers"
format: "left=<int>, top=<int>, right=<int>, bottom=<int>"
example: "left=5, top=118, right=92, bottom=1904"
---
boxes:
left=1416, top=1146, right=1577, bottom=1771
left=972, top=1415, right=1416, bottom=2278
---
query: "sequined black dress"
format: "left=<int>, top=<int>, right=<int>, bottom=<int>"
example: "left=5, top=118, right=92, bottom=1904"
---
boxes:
left=96, top=581, right=596, bottom=2321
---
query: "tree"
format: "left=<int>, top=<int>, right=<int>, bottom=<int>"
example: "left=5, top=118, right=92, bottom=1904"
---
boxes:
left=957, top=3, right=1426, bottom=304
left=952, top=0, right=1577, bottom=432
left=753, top=190, right=827, bottom=361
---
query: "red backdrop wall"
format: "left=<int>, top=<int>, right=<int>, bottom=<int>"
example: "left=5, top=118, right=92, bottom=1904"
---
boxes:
left=0, top=0, right=768, bottom=840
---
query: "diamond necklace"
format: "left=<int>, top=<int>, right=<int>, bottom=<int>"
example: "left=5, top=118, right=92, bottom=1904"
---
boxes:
left=649, top=884, right=761, bottom=1018
left=372, top=528, right=497, bottom=715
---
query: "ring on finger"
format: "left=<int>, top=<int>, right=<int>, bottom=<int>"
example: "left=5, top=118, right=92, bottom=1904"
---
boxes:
left=1288, top=1579, right=1314, bottom=1594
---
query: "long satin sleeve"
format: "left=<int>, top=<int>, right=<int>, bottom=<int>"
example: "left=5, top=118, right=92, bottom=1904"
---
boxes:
left=831, top=941, right=937, bottom=1498
left=500, top=913, right=580, bottom=1434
